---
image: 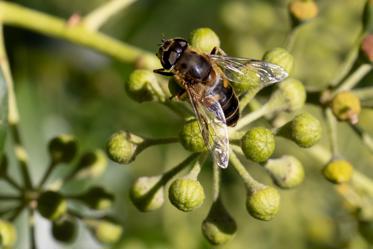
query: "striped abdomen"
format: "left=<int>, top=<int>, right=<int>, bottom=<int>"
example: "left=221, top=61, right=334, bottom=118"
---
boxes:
left=219, top=85, right=239, bottom=127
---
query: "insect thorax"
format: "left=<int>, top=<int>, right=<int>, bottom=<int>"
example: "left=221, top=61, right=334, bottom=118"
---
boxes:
left=174, top=50, right=212, bottom=83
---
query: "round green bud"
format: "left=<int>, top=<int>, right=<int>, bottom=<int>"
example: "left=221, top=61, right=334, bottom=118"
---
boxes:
left=264, top=155, right=305, bottom=189
left=0, top=155, right=8, bottom=178
left=241, top=127, right=275, bottom=163
left=230, top=66, right=261, bottom=94
left=263, top=47, right=294, bottom=74
left=134, top=54, right=161, bottom=70
left=129, top=176, right=164, bottom=212
left=48, top=134, right=78, bottom=164
left=322, top=160, right=353, bottom=184
left=81, top=186, right=114, bottom=210
left=106, top=131, right=144, bottom=165
left=0, top=219, right=16, bottom=248
left=74, top=150, right=107, bottom=179
left=331, top=91, right=361, bottom=124
left=288, top=0, right=318, bottom=24
left=246, top=186, right=280, bottom=221
left=201, top=199, right=237, bottom=245
left=37, top=191, right=67, bottom=221
left=52, top=218, right=78, bottom=243
left=169, top=178, right=205, bottom=212
left=190, top=27, right=220, bottom=54
left=125, top=69, right=160, bottom=103
left=88, top=219, right=123, bottom=244
left=359, top=219, right=373, bottom=244
left=279, top=112, right=322, bottom=148
left=179, top=119, right=207, bottom=153
left=277, top=78, right=306, bottom=112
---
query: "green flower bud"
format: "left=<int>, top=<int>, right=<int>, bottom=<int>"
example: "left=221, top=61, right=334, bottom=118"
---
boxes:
left=288, top=0, right=318, bottom=26
left=246, top=186, right=280, bottom=221
left=80, top=186, right=114, bottom=210
left=37, top=191, right=67, bottom=221
left=359, top=219, right=373, bottom=244
left=87, top=218, right=123, bottom=244
left=0, top=219, right=16, bottom=248
left=0, top=155, right=8, bottom=178
left=331, top=91, right=361, bottom=124
left=48, top=134, right=78, bottom=164
left=201, top=199, right=237, bottom=245
left=73, top=150, right=107, bottom=179
left=263, top=48, right=294, bottom=74
left=52, top=218, right=78, bottom=243
left=264, top=155, right=305, bottom=189
left=279, top=112, right=322, bottom=148
left=269, top=78, right=306, bottom=113
left=169, top=178, right=205, bottom=212
left=190, top=27, right=220, bottom=54
left=322, top=160, right=353, bottom=184
left=241, top=127, right=275, bottom=163
left=134, top=54, right=161, bottom=70
left=129, top=176, right=164, bottom=212
left=106, top=131, right=144, bottom=164
left=179, top=119, right=207, bottom=153
left=125, top=69, right=162, bottom=102
left=230, top=66, right=262, bottom=94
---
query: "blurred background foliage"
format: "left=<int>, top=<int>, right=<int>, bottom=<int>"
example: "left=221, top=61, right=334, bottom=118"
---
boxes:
left=2, top=0, right=373, bottom=248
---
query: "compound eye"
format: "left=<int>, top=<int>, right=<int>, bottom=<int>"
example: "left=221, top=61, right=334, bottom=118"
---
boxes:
left=168, top=51, right=179, bottom=66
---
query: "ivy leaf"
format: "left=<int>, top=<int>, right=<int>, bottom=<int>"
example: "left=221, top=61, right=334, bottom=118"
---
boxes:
left=0, top=69, right=8, bottom=154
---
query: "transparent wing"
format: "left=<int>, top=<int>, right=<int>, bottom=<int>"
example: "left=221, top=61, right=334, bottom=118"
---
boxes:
left=210, top=54, right=288, bottom=87
left=185, top=85, right=229, bottom=169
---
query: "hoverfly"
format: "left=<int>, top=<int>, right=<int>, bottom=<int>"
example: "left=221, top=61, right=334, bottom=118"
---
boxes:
left=154, top=38, right=288, bottom=169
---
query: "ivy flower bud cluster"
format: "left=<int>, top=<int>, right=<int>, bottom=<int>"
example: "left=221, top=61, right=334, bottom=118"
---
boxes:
left=104, top=27, right=329, bottom=246
left=0, top=134, right=121, bottom=247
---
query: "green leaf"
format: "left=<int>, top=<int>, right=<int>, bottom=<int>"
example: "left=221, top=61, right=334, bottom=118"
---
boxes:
left=0, top=70, right=8, bottom=154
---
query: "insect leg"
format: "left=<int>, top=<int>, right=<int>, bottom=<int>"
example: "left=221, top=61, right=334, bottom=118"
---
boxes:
left=210, top=47, right=227, bottom=56
left=154, top=69, right=174, bottom=76
left=169, top=88, right=187, bottom=100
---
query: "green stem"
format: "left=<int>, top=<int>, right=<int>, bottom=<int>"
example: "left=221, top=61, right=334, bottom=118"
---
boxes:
left=349, top=124, right=373, bottom=154
left=352, top=171, right=373, bottom=197
left=0, top=1, right=154, bottom=64
left=29, top=208, right=37, bottom=249
left=285, top=26, right=300, bottom=52
left=0, top=194, right=21, bottom=200
left=306, top=145, right=331, bottom=164
left=352, top=86, right=373, bottom=100
left=229, top=150, right=262, bottom=192
left=161, top=153, right=200, bottom=183
left=325, top=108, right=339, bottom=157
left=330, top=31, right=363, bottom=87
left=234, top=104, right=271, bottom=130
left=239, top=88, right=261, bottom=111
left=0, top=24, right=33, bottom=189
left=3, top=174, right=22, bottom=192
left=83, top=0, right=137, bottom=31
left=8, top=204, right=25, bottom=221
left=37, top=160, right=57, bottom=190
left=212, top=162, right=220, bottom=202
left=333, top=64, right=372, bottom=94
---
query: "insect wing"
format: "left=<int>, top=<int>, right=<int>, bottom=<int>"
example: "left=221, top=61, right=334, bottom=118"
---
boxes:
left=210, top=54, right=288, bottom=87
left=185, top=86, right=229, bottom=168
